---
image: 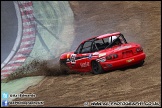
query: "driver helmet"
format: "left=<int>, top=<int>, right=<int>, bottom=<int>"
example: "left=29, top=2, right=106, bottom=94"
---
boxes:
left=109, top=36, right=117, bottom=43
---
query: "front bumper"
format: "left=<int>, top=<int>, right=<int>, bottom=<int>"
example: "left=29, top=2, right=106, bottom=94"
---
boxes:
left=100, top=53, right=146, bottom=70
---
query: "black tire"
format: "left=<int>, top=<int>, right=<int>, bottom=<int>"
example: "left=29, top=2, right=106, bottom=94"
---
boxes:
left=137, top=60, right=145, bottom=67
left=91, top=61, right=104, bottom=74
left=59, top=59, right=69, bottom=75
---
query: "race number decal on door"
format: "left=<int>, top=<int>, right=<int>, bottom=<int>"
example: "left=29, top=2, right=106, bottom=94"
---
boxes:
left=70, top=54, right=76, bottom=64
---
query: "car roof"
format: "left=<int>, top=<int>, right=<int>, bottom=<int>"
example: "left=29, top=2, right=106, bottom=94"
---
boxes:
left=81, top=32, right=121, bottom=43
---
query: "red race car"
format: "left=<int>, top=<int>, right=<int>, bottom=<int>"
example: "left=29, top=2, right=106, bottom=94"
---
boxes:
left=60, top=32, right=146, bottom=74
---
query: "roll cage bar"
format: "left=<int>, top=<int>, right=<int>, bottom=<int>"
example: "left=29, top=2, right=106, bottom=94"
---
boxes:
left=74, top=33, right=127, bottom=54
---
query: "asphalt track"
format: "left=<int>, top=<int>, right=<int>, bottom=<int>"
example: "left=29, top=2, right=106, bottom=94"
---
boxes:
left=1, top=1, right=18, bottom=64
left=1, top=1, right=161, bottom=107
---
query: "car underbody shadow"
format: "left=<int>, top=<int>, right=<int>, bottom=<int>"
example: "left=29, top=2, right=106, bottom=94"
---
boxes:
left=119, top=64, right=144, bottom=71
left=103, top=61, right=145, bottom=74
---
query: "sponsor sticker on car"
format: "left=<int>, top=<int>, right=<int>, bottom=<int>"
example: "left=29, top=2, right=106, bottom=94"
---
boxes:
left=93, top=52, right=99, bottom=55
left=126, top=58, right=134, bottom=63
left=88, top=54, right=92, bottom=59
left=80, top=62, right=90, bottom=68
left=99, top=53, right=106, bottom=57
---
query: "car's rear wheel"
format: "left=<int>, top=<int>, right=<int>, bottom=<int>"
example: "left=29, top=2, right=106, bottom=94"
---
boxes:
left=91, top=61, right=104, bottom=74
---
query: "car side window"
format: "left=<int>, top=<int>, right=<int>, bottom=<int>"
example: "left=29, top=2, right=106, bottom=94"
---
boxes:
left=80, top=41, right=92, bottom=53
left=94, top=39, right=106, bottom=50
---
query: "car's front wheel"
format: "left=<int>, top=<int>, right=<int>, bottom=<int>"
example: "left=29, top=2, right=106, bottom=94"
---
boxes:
left=59, top=59, right=69, bottom=75
left=91, top=61, right=104, bottom=74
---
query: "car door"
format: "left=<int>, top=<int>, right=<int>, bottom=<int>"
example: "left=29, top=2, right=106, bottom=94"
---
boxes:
left=75, top=53, right=92, bottom=72
left=70, top=41, right=92, bottom=72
